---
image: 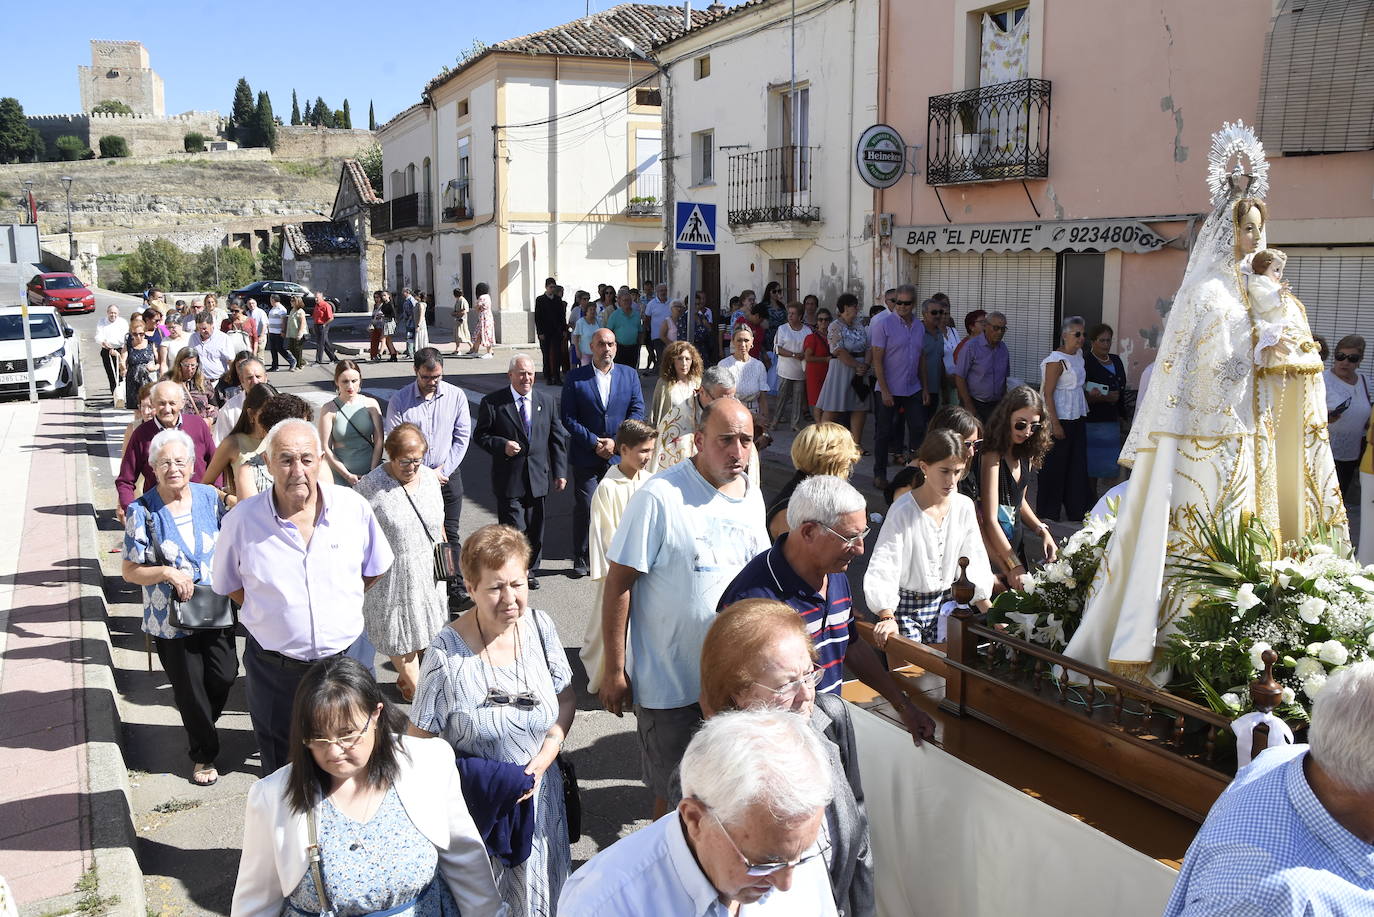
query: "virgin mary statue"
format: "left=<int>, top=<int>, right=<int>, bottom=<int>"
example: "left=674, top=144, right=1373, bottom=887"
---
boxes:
left=1063, top=122, right=1347, bottom=683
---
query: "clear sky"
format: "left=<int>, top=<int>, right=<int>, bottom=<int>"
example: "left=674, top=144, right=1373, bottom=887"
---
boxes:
left=2, top=0, right=726, bottom=125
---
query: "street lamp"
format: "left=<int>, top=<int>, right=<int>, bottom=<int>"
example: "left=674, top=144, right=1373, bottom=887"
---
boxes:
left=60, top=175, right=75, bottom=260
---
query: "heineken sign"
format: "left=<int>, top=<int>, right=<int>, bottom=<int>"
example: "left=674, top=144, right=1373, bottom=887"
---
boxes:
left=855, top=124, right=906, bottom=189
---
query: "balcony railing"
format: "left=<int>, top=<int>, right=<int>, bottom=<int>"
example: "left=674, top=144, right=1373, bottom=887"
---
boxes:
left=442, top=179, right=473, bottom=223
left=727, top=145, right=820, bottom=226
left=926, top=78, right=1051, bottom=185
left=370, top=191, right=433, bottom=234
left=627, top=172, right=662, bottom=216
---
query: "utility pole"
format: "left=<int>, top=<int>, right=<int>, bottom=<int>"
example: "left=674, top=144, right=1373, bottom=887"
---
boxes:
left=61, top=175, right=75, bottom=260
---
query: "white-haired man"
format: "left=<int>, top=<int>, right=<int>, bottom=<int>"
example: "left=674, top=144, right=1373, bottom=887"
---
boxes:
left=559, top=708, right=838, bottom=916
left=1165, top=661, right=1374, bottom=915
left=212, top=417, right=393, bottom=774
left=473, top=353, right=568, bottom=589
left=719, top=474, right=935, bottom=744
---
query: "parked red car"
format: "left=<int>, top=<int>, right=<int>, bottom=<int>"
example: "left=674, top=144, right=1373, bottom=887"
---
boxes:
left=26, top=273, right=97, bottom=314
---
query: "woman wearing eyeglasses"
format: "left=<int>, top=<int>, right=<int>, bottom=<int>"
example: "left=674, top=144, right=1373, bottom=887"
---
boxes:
left=1036, top=316, right=1092, bottom=522
left=231, top=657, right=505, bottom=917
left=866, top=430, right=994, bottom=647
left=346, top=422, right=445, bottom=703
left=1324, top=334, right=1369, bottom=498
left=121, top=428, right=236, bottom=788
left=695, top=598, right=874, bottom=917
left=409, top=524, right=576, bottom=917
left=979, top=386, right=1057, bottom=591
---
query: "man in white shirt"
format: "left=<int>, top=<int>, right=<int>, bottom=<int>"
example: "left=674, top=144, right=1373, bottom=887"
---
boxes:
left=643, top=281, right=673, bottom=376
left=264, top=294, right=295, bottom=371
left=559, top=709, right=837, bottom=917
left=248, top=298, right=269, bottom=360
left=187, top=312, right=238, bottom=386
left=772, top=302, right=812, bottom=430
left=214, top=357, right=267, bottom=441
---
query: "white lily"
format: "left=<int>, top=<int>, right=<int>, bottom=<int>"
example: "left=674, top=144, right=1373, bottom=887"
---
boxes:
left=1235, top=582, right=1262, bottom=613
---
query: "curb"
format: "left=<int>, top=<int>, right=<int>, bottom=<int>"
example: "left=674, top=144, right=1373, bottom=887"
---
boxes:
left=71, top=401, right=146, bottom=917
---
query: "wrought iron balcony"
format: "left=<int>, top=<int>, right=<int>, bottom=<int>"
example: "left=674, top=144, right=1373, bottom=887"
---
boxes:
left=370, top=191, right=433, bottom=235
left=442, top=179, right=473, bottom=222
left=926, top=79, right=1051, bottom=185
left=627, top=172, right=663, bottom=217
left=727, top=145, right=820, bottom=226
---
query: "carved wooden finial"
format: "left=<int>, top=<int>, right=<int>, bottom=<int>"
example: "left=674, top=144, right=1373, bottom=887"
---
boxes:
left=1250, top=648, right=1283, bottom=714
left=951, top=556, right=976, bottom=610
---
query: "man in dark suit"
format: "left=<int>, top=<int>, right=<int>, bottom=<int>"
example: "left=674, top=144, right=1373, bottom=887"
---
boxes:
left=474, top=354, right=569, bottom=589
left=561, top=327, right=646, bottom=576
left=534, top=277, right=569, bottom=386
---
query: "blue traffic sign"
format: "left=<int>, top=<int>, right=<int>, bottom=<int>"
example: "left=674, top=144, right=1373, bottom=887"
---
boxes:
left=674, top=201, right=717, bottom=252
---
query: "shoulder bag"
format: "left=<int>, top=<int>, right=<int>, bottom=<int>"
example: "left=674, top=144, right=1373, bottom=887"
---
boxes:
left=401, top=481, right=455, bottom=583
left=143, top=507, right=235, bottom=630
left=305, top=806, right=332, bottom=915
left=334, top=399, right=375, bottom=448
left=531, top=612, right=582, bottom=843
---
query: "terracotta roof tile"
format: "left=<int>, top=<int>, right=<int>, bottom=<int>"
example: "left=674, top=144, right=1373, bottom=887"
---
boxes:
left=341, top=158, right=381, bottom=205
left=283, top=221, right=360, bottom=257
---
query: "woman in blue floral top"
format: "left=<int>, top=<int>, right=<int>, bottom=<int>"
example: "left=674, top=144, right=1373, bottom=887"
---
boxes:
left=122, top=427, right=236, bottom=787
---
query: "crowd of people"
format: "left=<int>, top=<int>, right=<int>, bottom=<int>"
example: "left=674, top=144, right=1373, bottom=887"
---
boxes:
left=101, top=275, right=1374, bottom=916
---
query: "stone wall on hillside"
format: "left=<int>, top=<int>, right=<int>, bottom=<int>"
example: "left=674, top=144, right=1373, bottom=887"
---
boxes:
left=27, top=111, right=224, bottom=157
left=275, top=125, right=376, bottom=160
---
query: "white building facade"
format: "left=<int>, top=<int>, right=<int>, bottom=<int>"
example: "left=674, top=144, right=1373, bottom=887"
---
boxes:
left=657, top=0, right=881, bottom=316
left=375, top=4, right=713, bottom=342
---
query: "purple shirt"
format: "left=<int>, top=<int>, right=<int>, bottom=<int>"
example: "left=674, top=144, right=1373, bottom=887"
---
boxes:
left=870, top=312, right=924, bottom=397
left=383, top=380, right=471, bottom=478
left=212, top=483, right=394, bottom=660
left=954, top=334, right=1011, bottom=402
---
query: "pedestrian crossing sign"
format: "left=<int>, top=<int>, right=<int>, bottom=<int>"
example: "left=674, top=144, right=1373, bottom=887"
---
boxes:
left=674, top=202, right=716, bottom=252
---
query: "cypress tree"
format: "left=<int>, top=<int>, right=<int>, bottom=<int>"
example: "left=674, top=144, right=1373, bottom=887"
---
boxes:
left=314, top=97, right=335, bottom=129
left=290, top=90, right=301, bottom=126
left=230, top=77, right=254, bottom=143
left=341, top=99, right=352, bottom=129
left=254, top=91, right=278, bottom=150
left=368, top=101, right=376, bottom=131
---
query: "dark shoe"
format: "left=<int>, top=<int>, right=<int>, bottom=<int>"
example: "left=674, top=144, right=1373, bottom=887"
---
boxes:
left=528, top=576, right=541, bottom=590
left=571, top=562, right=589, bottom=579
left=390, top=355, right=399, bottom=363
left=448, top=589, right=475, bottom=617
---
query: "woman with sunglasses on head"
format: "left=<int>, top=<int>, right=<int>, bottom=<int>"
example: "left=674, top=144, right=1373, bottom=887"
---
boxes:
left=352, top=423, right=447, bottom=702
left=1324, top=334, right=1370, bottom=498
left=866, top=429, right=994, bottom=648
left=692, top=598, right=874, bottom=917
left=1036, top=316, right=1092, bottom=522
left=409, top=524, right=575, bottom=917
left=231, top=657, right=505, bottom=917
left=979, top=386, right=1057, bottom=591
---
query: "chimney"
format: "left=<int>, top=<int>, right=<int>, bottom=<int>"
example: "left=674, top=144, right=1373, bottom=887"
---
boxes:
left=684, top=1, right=691, bottom=31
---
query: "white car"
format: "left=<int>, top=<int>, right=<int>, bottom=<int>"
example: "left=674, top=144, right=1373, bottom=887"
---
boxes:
left=0, top=305, right=82, bottom=397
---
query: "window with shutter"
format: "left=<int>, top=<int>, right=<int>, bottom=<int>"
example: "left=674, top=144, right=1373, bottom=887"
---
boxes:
left=1281, top=251, right=1374, bottom=354
left=1256, top=0, right=1374, bottom=154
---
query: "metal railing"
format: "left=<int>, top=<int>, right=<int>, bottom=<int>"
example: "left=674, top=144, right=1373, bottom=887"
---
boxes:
left=727, top=145, right=820, bottom=225
left=926, top=78, right=1051, bottom=185
left=441, top=179, right=473, bottom=222
left=627, top=172, right=662, bottom=216
left=370, top=191, right=433, bottom=234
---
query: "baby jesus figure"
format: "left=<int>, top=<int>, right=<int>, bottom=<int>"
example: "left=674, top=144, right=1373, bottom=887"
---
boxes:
left=1249, top=248, right=1323, bottom=372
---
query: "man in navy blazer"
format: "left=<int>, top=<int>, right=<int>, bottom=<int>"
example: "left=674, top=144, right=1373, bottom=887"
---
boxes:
left=561, top=327, right=646, bottom=576
left=474, top=354, right=568, bottom=588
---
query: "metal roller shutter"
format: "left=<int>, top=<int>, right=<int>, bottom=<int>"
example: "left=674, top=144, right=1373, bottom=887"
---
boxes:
left=1281, top=251, right=1374, bottom=357
left=915, top=251, right=1056, bottom=387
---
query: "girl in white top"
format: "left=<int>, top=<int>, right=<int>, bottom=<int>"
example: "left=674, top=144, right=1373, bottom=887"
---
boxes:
left=866, top=429, right=993, bottom=647
left=718, top=323, right=771, bottom=427
left=1037, top=316, right=1093, bottom=522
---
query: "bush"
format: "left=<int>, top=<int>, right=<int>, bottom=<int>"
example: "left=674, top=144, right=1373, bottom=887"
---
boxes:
left=55, top=135, right=92, bottom=161
left=91, top=100, right=133, bottom=115
left=98, top=135, right=130, bottom=158
left=118, top=238, right=191, bottom=292
left=191, top=245, right=257, bottom=291
left=184, top=132, right=207, bottom=153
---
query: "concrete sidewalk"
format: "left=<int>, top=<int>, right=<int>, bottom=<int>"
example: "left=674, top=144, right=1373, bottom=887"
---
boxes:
left=0, top=398, right=143, bottom=917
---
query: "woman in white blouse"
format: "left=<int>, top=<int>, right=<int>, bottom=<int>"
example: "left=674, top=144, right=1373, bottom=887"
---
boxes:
left=866, top=429, right=993, bottom=647
left=1036, top=316, right=1092, bottom=522
left=719, top=323, right=771, bottom=428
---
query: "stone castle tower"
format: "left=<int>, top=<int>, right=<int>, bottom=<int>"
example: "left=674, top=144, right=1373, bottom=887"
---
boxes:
left=78, top=40, right=165, bottom=116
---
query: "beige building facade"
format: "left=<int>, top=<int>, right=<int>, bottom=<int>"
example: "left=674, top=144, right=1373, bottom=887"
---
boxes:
left=79, top=40, right=165, bottom=116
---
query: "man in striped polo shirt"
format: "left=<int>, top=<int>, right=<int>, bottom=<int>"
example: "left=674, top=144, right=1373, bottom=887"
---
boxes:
left=719, top=474, right=934, bottom=743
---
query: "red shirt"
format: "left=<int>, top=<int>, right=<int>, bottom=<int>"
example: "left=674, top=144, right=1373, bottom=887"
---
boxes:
left=312, top=298, right=334, bottom=325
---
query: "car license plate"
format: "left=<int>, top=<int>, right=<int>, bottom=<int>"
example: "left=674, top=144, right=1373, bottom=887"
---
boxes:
left=0, top=372, right=32, bottom=384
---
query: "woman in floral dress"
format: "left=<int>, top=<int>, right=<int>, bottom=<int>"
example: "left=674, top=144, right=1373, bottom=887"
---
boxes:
left=474, top=282, right=495, bottom=359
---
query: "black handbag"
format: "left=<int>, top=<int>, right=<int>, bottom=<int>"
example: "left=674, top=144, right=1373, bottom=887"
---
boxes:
left=144, top=509, right=234, bottom=630
left=532, top=613, right=582, bottom=843
left=402, top=483, right=454, bottom=583
left=850, top=372, right=873, bottom=400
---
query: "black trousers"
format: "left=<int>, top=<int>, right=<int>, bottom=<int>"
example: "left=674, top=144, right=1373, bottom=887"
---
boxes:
left=572, top=462, right=608, bottom=566
left=540, top=336, right=566, bottom=385
left=873, top=393, right=927, bottom=478
left=1037, top=416, right=1092, bottom=522
left=154, top=629, right=238, bottom=765
left=100, top=347, right=120, bottom=395
left=440, top=475, right=464, bottom=594
left=1336, top=458, right=1360, bottom=500
left=973, top=398, right=1001, bottom=425
left=313, top=322, right=337, bottom=363
left=497, top=493, right=546, bottom=568
left=613, top=345, right=640, bottom=369
left=267, top=332, right=295, bottom=370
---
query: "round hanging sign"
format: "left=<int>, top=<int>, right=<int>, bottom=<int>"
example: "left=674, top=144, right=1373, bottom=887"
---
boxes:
left=855, top=124, right=906, bottom=189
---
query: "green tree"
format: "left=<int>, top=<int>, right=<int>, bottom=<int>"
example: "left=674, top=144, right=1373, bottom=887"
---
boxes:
left=183, top=132, right=207, bottom=153
left=357, top=144, right=382, bottom=195
left=341, top=99, right=352, bottom=129
left=230, top=77, right=255, bottom=143
left=55, top=135, right=92, bottom=161
left=258, top=236, right=283, bottom=281
left=192, top=245, right=257, bottom=291
left=313, top=96, right=335, bottom=128
left=119, top=238, right=191, bottom=292
left=290, top=90, right=301, bottom=126
left=0, top=97, right=44, bottom=164
left=368, top=101, right=376, bottom=131
left=91, top=100, right=133, bottom=115
left=98, top=135, right=130, bottom=158
left=253, top=91, right=277, bottom=150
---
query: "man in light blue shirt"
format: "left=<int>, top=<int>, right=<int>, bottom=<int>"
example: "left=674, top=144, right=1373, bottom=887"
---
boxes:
left=1165, top=662, right=1374, bottom=916
left=559, top=709, right=838, bottom=917
left=601, top=398, right=770, bottom=817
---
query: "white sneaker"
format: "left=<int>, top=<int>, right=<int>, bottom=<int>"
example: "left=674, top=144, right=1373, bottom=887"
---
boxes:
left=478, top=353, right=493, bottom=359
